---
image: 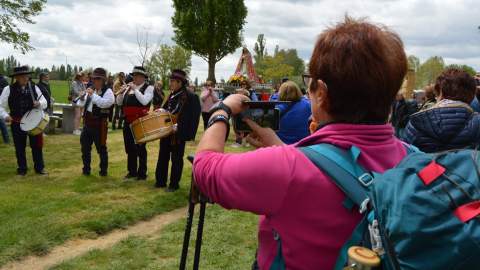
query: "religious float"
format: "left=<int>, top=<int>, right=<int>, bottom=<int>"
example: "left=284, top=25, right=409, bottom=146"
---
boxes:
left=215, top=47, right=273, bottom=99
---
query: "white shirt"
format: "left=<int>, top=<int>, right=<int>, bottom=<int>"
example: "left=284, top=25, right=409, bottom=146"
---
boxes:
left=0, top=84, right=47, bottom=120
left=116, top=83, right=154, bottom=106
left=77, top=88, right=115, bottom=112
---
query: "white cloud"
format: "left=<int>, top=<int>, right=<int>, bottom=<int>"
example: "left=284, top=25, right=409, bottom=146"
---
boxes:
left=1, top=0, right=479, bottom=82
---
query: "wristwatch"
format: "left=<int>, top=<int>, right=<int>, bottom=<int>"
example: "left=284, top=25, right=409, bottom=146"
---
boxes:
left=207, top=114, right=230, bottom=142
left=208, top=101, right=232, bottom=117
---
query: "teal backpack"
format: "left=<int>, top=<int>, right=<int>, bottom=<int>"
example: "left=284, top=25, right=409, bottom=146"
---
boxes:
left=270, top=144, right=480, bottom=270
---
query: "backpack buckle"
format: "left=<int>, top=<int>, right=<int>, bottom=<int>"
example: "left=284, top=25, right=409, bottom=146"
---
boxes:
left=358, top=173, right=374, bottom=187
left=360, top=198, right=370, bottom=214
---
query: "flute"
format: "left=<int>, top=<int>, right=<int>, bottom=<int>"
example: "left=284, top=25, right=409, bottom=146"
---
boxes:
left=120, top=83, right=135, bottom=95
left=73, top=87, right=93, bottom=103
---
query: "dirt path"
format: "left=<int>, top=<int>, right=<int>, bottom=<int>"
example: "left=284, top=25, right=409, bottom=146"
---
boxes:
left=1, top=207, right=187, bottom=270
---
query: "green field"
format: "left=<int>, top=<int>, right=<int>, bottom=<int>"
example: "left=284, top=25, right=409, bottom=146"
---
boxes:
left=0, top=126, right=258, bottom=269
left=48, top=80, right=70, bottom=104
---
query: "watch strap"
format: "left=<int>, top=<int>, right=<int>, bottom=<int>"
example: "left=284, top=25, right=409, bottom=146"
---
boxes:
left=209, top=102, right=232, bottom=117
left=207, top=114, right=230, bottom=142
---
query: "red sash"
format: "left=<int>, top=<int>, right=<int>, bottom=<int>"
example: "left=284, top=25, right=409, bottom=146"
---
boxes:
left=123, top=106, right=149, bottom=123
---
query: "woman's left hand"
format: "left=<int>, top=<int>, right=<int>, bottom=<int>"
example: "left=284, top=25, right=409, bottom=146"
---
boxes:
left=222, top=94, right=250, bottom=115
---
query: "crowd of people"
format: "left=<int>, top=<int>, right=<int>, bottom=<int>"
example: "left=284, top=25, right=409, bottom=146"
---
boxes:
left=0, top=15, right=479, bottom=270
left=192, top=17, right=480, bottom=270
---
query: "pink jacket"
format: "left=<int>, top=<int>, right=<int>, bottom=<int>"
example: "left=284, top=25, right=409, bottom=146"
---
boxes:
left=200, top=88, right=219, bottom=113
left=194, top=123, right=407, bottom=269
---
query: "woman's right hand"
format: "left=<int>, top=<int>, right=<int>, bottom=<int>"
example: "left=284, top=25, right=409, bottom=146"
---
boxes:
left=222, top=94, right=250, bottom=115
left=245, top=119, right=285, bottom=148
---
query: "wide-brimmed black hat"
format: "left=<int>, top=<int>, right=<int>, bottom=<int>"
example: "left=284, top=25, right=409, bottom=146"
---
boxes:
left=130, top=66, right=148, bottom=77
left=169, top=69, right=187, bottom=83
left=91, top=67, right=107, bottom=80
left=9, top=66, right=34, bottom=77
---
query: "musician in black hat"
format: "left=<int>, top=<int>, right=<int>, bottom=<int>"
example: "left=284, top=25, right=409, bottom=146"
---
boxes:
left=155, top=69, right=201, bottom=191
left=0, top=66, right=48, bottom=175
left=76, top=67, right=114, bottom=176
left=116, top=66, right=154, bottom=180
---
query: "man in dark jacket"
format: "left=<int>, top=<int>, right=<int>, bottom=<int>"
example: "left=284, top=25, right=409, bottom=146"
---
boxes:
left=37, top=72, right=52, bottom=114
left=391, top=91, right=418, bottom=138
left=155, top=69, right=201, bottom=191
left=403, top=68, right=480, bottom=153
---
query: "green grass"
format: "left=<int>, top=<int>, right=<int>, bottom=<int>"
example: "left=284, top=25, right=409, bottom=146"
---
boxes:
left=0, top=130, right=189, bottom=266
left=51, top=205, right=258, bottom=270
left=0, top=124, right=253, bottom=267
left=48, top=80, right=70, bottom=104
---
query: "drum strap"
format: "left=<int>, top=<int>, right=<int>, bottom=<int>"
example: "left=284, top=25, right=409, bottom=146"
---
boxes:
left=28, top=81, right=39, bottom=102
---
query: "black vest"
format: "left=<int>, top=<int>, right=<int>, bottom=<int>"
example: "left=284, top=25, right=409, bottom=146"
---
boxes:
left=8, top=82, right=38, bottom=117
left=123, top=83, right=151, bottom=107
left=85, top=86, right=110, bottom=118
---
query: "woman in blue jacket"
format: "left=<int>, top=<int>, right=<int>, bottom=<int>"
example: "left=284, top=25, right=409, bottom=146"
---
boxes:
left=276, top=81, right=311, bottom=144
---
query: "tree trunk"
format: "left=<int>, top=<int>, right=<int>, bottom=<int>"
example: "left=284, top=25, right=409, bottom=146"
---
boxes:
left=207, top=57, right=216, bottom=84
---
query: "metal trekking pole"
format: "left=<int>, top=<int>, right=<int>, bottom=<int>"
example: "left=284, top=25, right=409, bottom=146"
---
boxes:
left=180, top=155, right=212, bottom=270
left=180, top=156, right=197, bottom=270
left=193, top=193, right=208, bottom=270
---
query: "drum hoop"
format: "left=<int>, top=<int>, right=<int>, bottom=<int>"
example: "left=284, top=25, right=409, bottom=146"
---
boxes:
left=142, top=126, right=173, bottom=136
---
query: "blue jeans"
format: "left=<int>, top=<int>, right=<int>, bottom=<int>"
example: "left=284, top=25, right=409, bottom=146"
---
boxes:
left=0, top=118, right=9, bottom=143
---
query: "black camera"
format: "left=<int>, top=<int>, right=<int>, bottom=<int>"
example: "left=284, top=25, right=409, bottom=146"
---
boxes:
left=233, top=101, right=290, bottom=132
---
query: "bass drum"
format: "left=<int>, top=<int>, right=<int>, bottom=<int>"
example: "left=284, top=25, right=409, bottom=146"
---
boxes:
left=20, top=108, right=50, bottom=136
left=130, top=111, right=174, bottom=144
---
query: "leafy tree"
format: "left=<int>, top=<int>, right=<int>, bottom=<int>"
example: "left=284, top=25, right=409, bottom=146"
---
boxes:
left=66, top=64, right=73, bottom=80
left=254, top=34, right=266, bottom=64
left=408, top=55, right=420, bottom=73
left=256, top=54, right=294, bottom=82
left=0, top=55, right=20, bottom=75
left=172, top=0, right=248, bottom=83
left=416, top=56, right=445, bottom=88
left=147, top=44, right=192, bottom=85
left=1, top=0, right=46, bottom=53
left=276, top=49, right=305, bottom=76
left=444, top=64, right=477, bottom=76
left=59, top=65, right=66, bottom=80
left=255, top=45, right=305, bottom=82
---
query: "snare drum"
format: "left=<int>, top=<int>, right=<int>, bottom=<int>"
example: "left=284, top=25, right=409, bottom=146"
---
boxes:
left=130, top=111, right=174, bottom=144
left=20, top=108, right=50, bottom=136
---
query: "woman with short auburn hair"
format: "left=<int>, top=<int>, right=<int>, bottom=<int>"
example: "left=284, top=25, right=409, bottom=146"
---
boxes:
left=193, top=17, right=409, bottom=269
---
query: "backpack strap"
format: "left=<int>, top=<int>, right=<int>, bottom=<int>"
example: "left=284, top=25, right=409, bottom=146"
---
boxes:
left=403, top=143, right=420, bottom=154
left=299, top=144, right=371, bottom=208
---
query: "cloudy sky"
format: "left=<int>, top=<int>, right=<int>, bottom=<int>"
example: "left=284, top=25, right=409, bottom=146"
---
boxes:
left=1, top=0, right=479, bottom=81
